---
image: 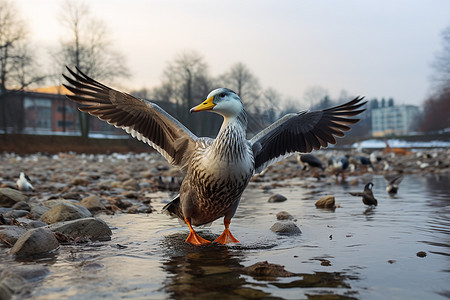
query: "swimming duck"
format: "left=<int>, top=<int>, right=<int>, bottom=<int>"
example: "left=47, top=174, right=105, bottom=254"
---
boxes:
left=63, top=67, right=365, bottom=245
left=349, top=182, right=377, bottom=206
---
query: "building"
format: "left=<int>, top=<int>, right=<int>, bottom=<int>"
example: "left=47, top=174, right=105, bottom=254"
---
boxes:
left=0, top=86, right=126, bottom=136
left=371, top=105, right=420, bottom=137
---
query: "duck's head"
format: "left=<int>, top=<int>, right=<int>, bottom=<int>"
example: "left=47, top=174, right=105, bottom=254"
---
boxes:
left=190, top=88, right=244, bottom=118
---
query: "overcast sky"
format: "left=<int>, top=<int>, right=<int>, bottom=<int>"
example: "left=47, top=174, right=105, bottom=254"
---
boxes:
left=15, top=0, right=450, bottom=107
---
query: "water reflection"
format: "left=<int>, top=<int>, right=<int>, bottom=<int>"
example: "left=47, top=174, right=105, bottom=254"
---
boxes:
left=160, top=233, right=360, bottom=299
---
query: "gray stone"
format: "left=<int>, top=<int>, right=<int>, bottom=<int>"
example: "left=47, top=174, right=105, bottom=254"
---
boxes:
left=80, top=195, right=105, bottom=213
left=4, top=210, right=29, bottom=219
left=15, top=218, right=47, bottom=229
left=0, top=188, right=28, bottom=208
left=11, top=201, right=31, bottom=211
left=270, top=222, right=302, bottom=235
left=268, top=194, right=287, bottom=203
left=29, top=205, right=49, bottom=220
left=0, top=282, right=12, bottom=300
left=49, top=217, right=112, bottom=241
left=40, top=203, right=92, bottom=224
left=0, top=226, right=27, bottom=247
left=10, top=227, right=59, bottom=257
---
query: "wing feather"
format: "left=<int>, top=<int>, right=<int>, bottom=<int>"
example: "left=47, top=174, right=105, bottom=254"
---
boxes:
left=63, top=67, right=197, bottom=171
left=250, top=97, right=366, bottom=174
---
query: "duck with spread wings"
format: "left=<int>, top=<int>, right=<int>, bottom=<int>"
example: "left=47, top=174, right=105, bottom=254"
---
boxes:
left=63, top=67, right=366, bottom=245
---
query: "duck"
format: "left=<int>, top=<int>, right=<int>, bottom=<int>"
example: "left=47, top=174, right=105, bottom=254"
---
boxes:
left=384, top=174, right=403, bottom=195
left=297, top=154, right=324, bottom=178
left=63, top=67, right=366, bottom=245
left=328, top=155, right=350, bottom=181
left=349, top=182, right=377, bottom=206
left=16, top=172, right=34, bottom=191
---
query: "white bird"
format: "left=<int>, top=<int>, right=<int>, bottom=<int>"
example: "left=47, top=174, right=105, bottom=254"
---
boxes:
left=63, top=67, right=365, bottom=245
left=16, top=172, right=34, bottom=191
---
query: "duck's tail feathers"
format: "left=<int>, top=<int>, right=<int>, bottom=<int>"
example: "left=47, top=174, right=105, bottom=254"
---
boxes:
left=162, top=194, right=184, bottom=220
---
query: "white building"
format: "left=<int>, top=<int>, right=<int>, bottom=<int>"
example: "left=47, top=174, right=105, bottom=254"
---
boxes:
left=371, top=105, right=420, bottom=137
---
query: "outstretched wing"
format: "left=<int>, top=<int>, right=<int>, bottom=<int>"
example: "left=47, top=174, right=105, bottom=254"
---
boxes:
left=63, top=67, right=197, bottom=171
left=250, top=97, right=366, bottom=174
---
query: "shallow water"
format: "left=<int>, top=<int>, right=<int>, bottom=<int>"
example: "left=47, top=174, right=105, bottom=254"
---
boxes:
left=3, top=173, right=450, bottom=299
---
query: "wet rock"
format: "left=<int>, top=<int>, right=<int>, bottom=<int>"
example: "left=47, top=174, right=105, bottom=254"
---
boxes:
left=0, top=188, right=28, bottom=208
left=268, top=194, right=287, bottom=203
left=49, top=217, right=112, bottom=241
left=270, top=221, right=301, bottom=235
left=416, top=251, right=427, bottom=258
left=0, top=226, right=27, bottom=247
left=315, top=195, right=336, bottom=209
left=4, top=210, right=29, bottom=219
left=11, top=201, right=31, bottom=211
left=276, top=211, right=294, bottom=220
left=40, top=203, right=92, bottom=224
left=241, top=261, right=295, bottom=277
left=10, top=227, right=59, bottom=257
left=61, top=192, right=82, bottom=201
left=0, top=282, right=11, bottom=300
left=122, top=178, right=140, bottom=190
left=29, top=205, right=49, bottom=220
left=80, top=195, right=106, bottom=213
left=15, top=218, right=47, bottom=229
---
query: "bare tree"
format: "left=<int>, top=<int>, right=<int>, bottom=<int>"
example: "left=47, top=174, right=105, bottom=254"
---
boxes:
left=161, top=50, right=212, bottom=133
left=431, top=25, right=450, bottom=90
left=303, top=86, right=329, bottom=108
left=0, top=0, right=43, bottom=134
left=54, top=0, right=130, bottom=137
left=219, top=62, right=260, bottom=110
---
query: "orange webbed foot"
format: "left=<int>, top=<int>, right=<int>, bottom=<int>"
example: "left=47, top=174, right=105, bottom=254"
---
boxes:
left=213, top=228, right=240, bottom=244
left=185, top=231, right=211, bottom=245
left=213, top=219, right=240, bottom=244
left=184, top=217, right=211, bottom=246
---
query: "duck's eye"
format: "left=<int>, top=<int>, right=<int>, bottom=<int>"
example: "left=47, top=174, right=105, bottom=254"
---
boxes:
left=219, top=93, right=226, bottom=98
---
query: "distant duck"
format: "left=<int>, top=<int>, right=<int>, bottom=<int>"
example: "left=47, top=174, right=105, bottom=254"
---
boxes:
left=384, top=174, right=403, bottom=195
left=349, top=182, right=377, bottom=206
left=16, top=172, right=34, bottom=191
left=328, top=155, right=349, bottom=181
left=350, top=155, right=374, bottom=172
left=298, top=154, right=324, bottom=178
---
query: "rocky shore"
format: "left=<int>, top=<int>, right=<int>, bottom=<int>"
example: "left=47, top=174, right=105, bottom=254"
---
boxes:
left=0, top=147, right=449, bottom=298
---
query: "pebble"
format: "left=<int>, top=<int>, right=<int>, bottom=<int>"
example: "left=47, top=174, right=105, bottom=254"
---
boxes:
left=0, top=226, right=27, bottom=247
left=40, top=203, right=92, bottom=224
left=48, top=217, right=112, bottom=241
left=0, top=188, right=28, bottom=207
left=10, top=227, right=59, bottom=257
left=240, top=261, right=295, bottom=277
left=268, top=194, right=287, bottom=203
left=80, top=195, right=106, bottom=213
left=270, top=222, right=302, bottom=235
left=276, top=211, right=294, bottom=220
left=11, top=201, right=31, bottom=211
left=315, top=195, right=336, bottom=209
